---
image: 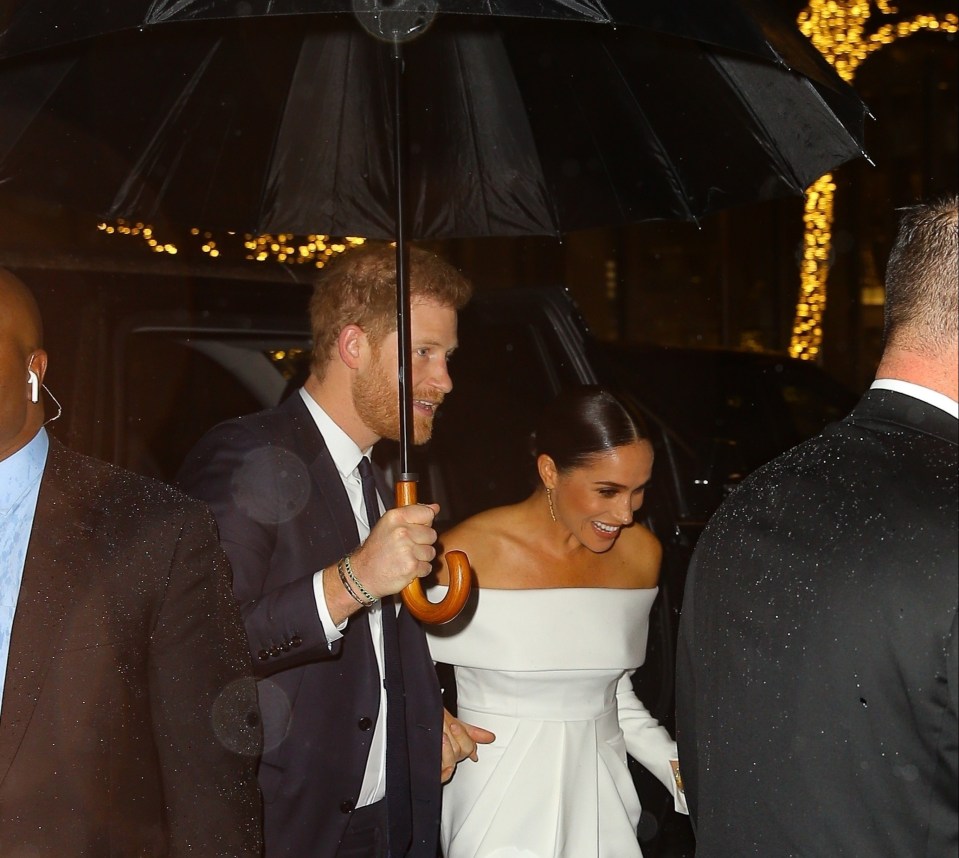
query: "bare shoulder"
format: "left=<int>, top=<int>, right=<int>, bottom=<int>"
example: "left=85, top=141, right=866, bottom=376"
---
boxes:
left=437, top=506, right=513, bottom=554
left=608, top=522, right=663, bottom=589
left=434, top=504, right=526, bottom=587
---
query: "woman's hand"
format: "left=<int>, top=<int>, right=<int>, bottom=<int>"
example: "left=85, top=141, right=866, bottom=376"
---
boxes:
left=440, top=708, right=496, bottom=783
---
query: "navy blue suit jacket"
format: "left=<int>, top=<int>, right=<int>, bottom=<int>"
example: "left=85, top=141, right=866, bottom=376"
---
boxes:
left=677, top=390, right=958, bottom=856
left=179, top=393, right=443, bottom=858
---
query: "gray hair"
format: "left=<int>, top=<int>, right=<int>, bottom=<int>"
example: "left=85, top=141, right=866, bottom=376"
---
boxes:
left=883, top=195, right=958, bottom=355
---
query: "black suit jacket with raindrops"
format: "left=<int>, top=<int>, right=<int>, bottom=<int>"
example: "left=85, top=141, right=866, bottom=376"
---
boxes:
left=677, top=389, right=958, bottom=857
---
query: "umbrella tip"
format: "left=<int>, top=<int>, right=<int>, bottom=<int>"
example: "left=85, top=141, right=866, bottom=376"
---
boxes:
left=353, top=0, right=438, bottom=44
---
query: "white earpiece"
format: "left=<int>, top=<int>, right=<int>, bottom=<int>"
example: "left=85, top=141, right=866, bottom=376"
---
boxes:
left=28, top=369, right=39, bottom=403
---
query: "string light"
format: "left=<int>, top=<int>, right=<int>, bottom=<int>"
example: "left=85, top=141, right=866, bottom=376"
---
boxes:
left=789, top=3, right=958, bottom=360
left=99, top=219, right=366, bottom=267
left=97, top=219, right=178, bottom=255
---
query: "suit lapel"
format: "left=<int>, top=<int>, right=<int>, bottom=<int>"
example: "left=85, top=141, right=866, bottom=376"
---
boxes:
left=0, top=442, right=93, bottom=787
left=280, top=394, right=361, bottom=554
left=279, top=395, right=382, bottom=661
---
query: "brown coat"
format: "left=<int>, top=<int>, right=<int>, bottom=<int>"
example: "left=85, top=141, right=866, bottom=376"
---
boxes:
left=0, top=439, right=262, bottom=856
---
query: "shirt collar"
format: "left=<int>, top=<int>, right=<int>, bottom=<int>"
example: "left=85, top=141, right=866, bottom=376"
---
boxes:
left=871, top=378, right=959, bottom=420
left=298, top=388, right=371, bottom=478
left=0, top=427, right=49, bottom=514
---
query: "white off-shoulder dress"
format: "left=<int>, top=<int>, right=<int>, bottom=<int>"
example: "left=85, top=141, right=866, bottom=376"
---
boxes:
left=426, top=585, right=685, bottom=858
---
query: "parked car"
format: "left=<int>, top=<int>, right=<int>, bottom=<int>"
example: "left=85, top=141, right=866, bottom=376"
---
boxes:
left=21, top=265, right=855, bottom=855
left=590, top=341, right=859, bottom=524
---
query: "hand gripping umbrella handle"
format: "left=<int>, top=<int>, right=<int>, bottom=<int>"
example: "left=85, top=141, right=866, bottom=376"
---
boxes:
left=396, top=480, right=471, bottom=624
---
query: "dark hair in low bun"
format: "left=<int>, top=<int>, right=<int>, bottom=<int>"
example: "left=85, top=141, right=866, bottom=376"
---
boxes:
left=531, top=386, right=649, bottom=473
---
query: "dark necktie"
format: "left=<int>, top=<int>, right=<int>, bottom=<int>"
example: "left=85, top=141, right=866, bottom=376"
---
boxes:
left=357, top=456, right=412, bottom=857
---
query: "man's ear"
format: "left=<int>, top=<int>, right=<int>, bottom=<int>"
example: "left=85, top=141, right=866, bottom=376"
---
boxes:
left=27, top=349, right=48, bottom=386
left=337, top=325, right=366, bottom=370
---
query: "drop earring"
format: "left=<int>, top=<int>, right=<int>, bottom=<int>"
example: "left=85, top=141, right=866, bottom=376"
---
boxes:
left=546, top=487, right=557, bottom=522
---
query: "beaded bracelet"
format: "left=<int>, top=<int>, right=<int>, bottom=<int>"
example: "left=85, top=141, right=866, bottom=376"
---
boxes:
left=671, top=762, right=685, bottom=794
left=337, top=560, right=371, bottom=607
left=342, top=554, right=379, bottom=605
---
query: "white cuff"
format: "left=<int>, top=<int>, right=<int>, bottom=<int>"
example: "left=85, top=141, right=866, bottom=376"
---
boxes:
left=313, top=569, right=347, bottom=645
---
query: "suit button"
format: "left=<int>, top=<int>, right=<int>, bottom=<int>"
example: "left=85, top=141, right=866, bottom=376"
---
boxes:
left=258, top=650, right=270, bottom=661
left=270, top=646, right=282, bottom=657
left=291, top=635, right=302, bottom=648
left=358, top=717, right=373, bottom=731
left=340, top=799, right=355, bottom=814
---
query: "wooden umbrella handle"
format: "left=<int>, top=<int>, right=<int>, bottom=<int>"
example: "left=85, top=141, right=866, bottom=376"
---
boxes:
left=396, top=479, right=471, bottom=624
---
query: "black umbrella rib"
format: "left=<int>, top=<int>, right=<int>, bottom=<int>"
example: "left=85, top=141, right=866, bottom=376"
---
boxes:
left=446, top=30, right=561, bottom=236
left=593, top=38, right=697, bottom=224
left=112, top=41, right=223, bottom=221
left=709, top=51, right=804, bottom=194
left=449, top=34, right=497, bottom=236
left=327, top=30, right=357, bottom=237
left=706, top=47, right=862, bottom=196
left=145, top=0, right=197, bottom=25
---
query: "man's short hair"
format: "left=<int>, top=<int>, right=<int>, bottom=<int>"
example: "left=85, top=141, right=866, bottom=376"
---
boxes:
left=883, top=195, right=958, bottom=355
left=308, top=243, right=473, bottom=378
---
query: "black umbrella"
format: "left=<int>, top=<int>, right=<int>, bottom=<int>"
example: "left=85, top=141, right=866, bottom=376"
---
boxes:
left=0, top=12, right=866, bottom=237
left=0, top=2, right=868, bottom=620
left=0, top=0, right=869, bottom=68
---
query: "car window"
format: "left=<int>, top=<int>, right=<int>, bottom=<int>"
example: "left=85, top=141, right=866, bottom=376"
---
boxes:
left=418, top=313, right=574, bottom=528
left=120, top=331, right=309, bottom=479
left=777, top=363, right=857, bottom=440
left=592, top=342, right=857, bottom=523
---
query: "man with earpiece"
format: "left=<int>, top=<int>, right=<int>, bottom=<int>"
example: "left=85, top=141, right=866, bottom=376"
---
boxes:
left=0, top=267, right=263, bottom=856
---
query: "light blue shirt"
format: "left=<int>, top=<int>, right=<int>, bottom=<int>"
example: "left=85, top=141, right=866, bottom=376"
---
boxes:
left=0, top=428, right=49, bottom=716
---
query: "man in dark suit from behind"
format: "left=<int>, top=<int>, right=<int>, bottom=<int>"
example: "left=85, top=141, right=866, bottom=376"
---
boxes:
left=0, top=268, right=262, bottom=855
left=178, top=243, right=493, bottom=858
left=676, top=196, right=958, bottom=856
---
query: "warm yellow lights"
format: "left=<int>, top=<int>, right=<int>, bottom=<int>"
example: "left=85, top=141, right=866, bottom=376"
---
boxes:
left=99, top=219, right=366, bottom=267
left=241, top=233, right=366, bottom=266
left=266, top=347, right=310, bottom=380
left=790, top=3, right=958, bottom=360
left=98, top=219, right=178, bottom=254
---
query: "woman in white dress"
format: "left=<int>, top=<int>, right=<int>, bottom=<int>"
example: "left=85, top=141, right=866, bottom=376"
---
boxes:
left=427, top=386, right=687, bottom=858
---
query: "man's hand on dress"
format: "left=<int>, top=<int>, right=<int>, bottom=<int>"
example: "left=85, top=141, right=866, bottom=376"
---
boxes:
left=440, top=708, right=495, bottom=783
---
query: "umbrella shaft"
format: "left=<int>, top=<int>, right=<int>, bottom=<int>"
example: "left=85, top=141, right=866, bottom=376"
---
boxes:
left=392, top=40, right=414, bottom=477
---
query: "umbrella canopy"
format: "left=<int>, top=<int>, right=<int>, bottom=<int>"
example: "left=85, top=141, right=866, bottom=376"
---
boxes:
left=0, top=10, right=867, bottom=240
left=0, top=0, right=862, bottom=68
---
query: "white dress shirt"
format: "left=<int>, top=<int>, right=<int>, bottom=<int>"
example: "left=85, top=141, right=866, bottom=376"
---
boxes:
left=871, top=378, right=959, bottom=419
left=299, top=388, right=390, bottom=806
